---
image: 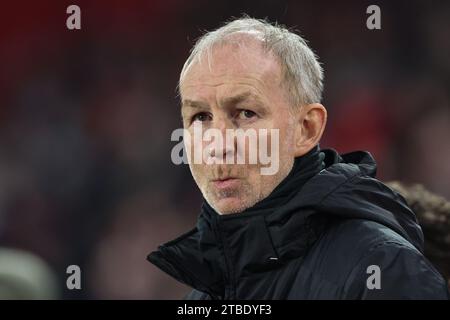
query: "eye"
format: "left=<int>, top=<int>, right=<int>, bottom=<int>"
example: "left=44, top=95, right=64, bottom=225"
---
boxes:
left=192, top=112, right=212, bottom=123
left=238, top=109, right=257, bottom=120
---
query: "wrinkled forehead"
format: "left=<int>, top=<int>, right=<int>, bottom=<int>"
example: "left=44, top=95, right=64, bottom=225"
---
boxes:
left=180, top=35, right=283, bottom=95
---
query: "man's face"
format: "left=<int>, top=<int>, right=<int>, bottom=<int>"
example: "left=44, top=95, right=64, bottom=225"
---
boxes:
left=180, top=38, right=299, bottom=215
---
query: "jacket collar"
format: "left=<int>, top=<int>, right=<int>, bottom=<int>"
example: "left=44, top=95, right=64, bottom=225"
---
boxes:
left=148, top=197, right=325, bottom=299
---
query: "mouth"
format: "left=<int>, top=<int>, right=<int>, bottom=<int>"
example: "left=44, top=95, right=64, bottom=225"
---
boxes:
left=211, top=177, right=240, bottom=189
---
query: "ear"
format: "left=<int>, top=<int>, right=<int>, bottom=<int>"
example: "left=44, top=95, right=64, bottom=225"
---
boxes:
left=294, top=103, right=327, bottom=157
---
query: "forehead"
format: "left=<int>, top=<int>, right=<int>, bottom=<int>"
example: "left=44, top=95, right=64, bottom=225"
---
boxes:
left=180, top=38, right=284, bottom=100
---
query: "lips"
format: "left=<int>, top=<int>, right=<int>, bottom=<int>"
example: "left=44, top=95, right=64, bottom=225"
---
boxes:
left=212, top=177, right=240, bottom=189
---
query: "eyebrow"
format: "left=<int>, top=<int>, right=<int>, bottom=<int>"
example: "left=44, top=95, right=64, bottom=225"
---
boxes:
left=182, top=91, right=263, bottom=110
left=181, top=99, right=209, bottom=110
left=221, top=91, right=263, bottom=107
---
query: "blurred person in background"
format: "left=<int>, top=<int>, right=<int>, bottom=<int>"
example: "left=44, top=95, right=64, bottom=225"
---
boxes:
left=387, top=182, right=450, bottom=288
left=0, top=248, right=58, bottom=299
left=147, top=17, right=449, bottom=299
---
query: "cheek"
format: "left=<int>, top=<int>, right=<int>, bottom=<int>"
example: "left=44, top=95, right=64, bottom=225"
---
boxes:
left=279, top=121, right=296, bottom=152
left=262, top=126, right=294, bottom=162
left=188, top=163, right=206, bottom=187
left=268, top=109, right=296, bottom=142
left=248, top=169, right=277, bottom=199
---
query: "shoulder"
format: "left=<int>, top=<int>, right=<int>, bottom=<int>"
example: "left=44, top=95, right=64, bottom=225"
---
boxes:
left=306, top=218, right=449, bottom=299
left=321, top=218, right=417, bottom=257
left=305, top=218, right=413, bottom=279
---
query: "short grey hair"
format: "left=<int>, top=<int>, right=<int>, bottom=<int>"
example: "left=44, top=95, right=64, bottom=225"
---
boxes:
left=179, top=17, right=324, bottom=106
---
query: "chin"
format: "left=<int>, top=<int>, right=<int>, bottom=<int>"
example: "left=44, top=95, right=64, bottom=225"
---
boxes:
left=211, top=197, right=251, bottom=215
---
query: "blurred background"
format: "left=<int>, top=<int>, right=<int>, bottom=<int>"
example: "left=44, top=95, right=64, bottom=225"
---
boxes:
left=0, top=0, right=449, bottom=299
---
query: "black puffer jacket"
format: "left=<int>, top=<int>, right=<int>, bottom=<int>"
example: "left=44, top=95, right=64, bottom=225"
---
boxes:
left=148, top=149, right=449, bottom=299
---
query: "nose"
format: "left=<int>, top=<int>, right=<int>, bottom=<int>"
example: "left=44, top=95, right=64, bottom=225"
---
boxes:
left=205, top=116, right=236, bottom=163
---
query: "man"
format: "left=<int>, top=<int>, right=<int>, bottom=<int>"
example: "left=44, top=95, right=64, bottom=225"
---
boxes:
left=147, top=17, right=449, bottom=299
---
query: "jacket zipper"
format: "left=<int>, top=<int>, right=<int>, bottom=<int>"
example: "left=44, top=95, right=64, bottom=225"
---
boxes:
left=213, top=216, right=236, bottom=300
